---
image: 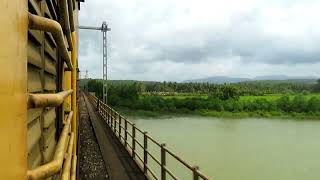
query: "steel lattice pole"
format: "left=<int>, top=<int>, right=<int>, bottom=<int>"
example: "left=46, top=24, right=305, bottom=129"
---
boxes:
left=79, top=21, right=110, bottom=104
left=102, top=23, right=108, bottom=104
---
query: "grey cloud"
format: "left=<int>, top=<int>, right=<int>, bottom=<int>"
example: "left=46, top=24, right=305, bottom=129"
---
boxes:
left=78, top=0, right=320, bottom=81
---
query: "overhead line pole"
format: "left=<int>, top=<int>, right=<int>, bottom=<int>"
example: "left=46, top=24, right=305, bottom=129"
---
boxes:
left=79, top=22, right=111, bottom=104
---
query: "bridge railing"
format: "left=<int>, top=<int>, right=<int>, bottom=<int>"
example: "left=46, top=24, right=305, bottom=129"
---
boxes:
left=87, top=93, right=211, bottom=180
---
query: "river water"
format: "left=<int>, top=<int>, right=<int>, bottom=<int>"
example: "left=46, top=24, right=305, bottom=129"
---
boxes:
left=129, top=116, right=320, bottom=180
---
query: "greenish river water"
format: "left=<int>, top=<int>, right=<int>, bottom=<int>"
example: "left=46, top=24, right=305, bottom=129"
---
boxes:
left=130, top=116, right=320, bottom=180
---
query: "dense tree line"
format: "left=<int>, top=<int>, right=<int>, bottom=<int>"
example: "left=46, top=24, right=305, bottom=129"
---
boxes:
left=84, top=79, right=320, bottom=114
left=83, top=79, right=320, bottom=97
left=143, top=80, right=318, bottom=95
left=87, top=79, right=103, bottom=98
left=119, top=94, right=320, bottom=113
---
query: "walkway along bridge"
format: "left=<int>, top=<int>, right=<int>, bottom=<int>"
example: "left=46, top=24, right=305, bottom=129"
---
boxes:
left=82, top=91, right=210, bottom=180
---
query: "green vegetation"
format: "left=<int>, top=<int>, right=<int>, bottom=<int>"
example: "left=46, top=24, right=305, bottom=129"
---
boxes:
left=82, top=79, right=320, bottom=119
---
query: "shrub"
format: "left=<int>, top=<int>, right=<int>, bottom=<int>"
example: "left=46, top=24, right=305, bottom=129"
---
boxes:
left=307, top=97, right=320, bottom=112
left=277, top=96, right=291, bottom=112
left=291, top=95, right=308, bottom=112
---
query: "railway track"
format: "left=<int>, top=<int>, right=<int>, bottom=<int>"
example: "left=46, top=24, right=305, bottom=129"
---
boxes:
left=79, top=93, right=109, bottom=179
left=81, top=92, right=146, bottom=180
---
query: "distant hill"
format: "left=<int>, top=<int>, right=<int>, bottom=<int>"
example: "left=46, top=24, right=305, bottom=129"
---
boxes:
left=253, top=75, right=318, bottom=81
left=183, top=75, right=318, bottom=84
left=79, top=75, right=318, bottom=86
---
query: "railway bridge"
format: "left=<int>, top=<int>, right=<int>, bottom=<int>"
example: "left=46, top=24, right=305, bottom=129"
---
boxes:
left=79, top=91, right=210, bottom=180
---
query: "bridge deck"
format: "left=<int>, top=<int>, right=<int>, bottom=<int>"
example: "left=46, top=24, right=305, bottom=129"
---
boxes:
left=81, top=93, right=146, bottom=180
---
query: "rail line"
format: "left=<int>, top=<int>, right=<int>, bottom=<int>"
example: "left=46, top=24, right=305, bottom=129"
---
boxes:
left=86, top=92, right=211, bottom=180
left=83, top=92, right=146, bottom=180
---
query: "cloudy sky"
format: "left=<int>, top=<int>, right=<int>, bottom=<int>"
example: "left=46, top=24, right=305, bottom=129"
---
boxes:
left=79, top=0, right=320, bottom=81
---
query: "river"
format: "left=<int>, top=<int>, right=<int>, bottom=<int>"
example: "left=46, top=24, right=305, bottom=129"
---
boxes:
left=129, top=116, right=320, bottom=180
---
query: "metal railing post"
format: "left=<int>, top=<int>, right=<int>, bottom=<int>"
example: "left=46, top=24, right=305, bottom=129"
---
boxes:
left=109, top=108, right=112, bottom=126
left=132, top=124, right=136, bottom=159
left=107, top=107, right=110, bottom=125
left=143, top=132, right=148, bottom=174
left=101, top=102, right=103, bottom=114
left=161, top=144, right=166, bottom=180
left=103, top=104, right=106, bottom=119
left=96, top=98, right=100, bottom=112
left=119, top=114, right=122, bottom=137
left=113, top=111, right=116, bottom=132
left=105, top=105, right=107, bottom=119
left=106, top=106, right=109, bottom=125
left=124, top=120, right=128, bottom=148
left=99, top=100, right=102, bottom=114
left=110, top=109, right=113, bottom=130
left=193, top=166, right=199, bottom=180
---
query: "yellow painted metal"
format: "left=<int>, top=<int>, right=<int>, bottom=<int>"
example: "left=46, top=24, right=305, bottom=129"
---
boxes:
left=71, top=32, right=77, bottom=154
left=71, top=155, right=77, bottom=180
left=28, top=90, right=73, bottom=109
left=64, top=52, right=72, bottom=112
left=0, top=0, right=28, bottom=179
left=27, top=118, right=42, bottom=154
left=59, top=0, right=73, bottom=51
left=27, top=111, right=73, bottom=180
left=61, top=132, right=74, bottom=180
left=68, top=0, right=75, bottom=32
left=28, top=13, right=73, bottom=70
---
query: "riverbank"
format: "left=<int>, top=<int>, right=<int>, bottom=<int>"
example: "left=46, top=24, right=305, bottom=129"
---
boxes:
left=118, top=108, right=320, bottom=120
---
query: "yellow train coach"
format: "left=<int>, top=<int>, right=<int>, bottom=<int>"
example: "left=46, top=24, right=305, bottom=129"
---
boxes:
left=0, top=0, right=84, bottom=179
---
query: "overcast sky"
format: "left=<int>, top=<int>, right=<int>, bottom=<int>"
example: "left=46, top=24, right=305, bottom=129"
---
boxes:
left=79, top=0, right=320, bottom=81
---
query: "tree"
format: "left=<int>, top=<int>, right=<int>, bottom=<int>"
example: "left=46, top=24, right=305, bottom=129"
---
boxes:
left=207, top=98, right=224, bottom=111
left=253, top=98, right=273, bottom=111
left=217, top=86, right=239, bottom=100
left=87, top=80, right=103, bottom=98
left=277, top=96, right=291, bottom=112
left=291, top=95, right=308, bottom=112
left=313, top=79, right=320, bottom=92
left=307, top=97, right=320, bottom=112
